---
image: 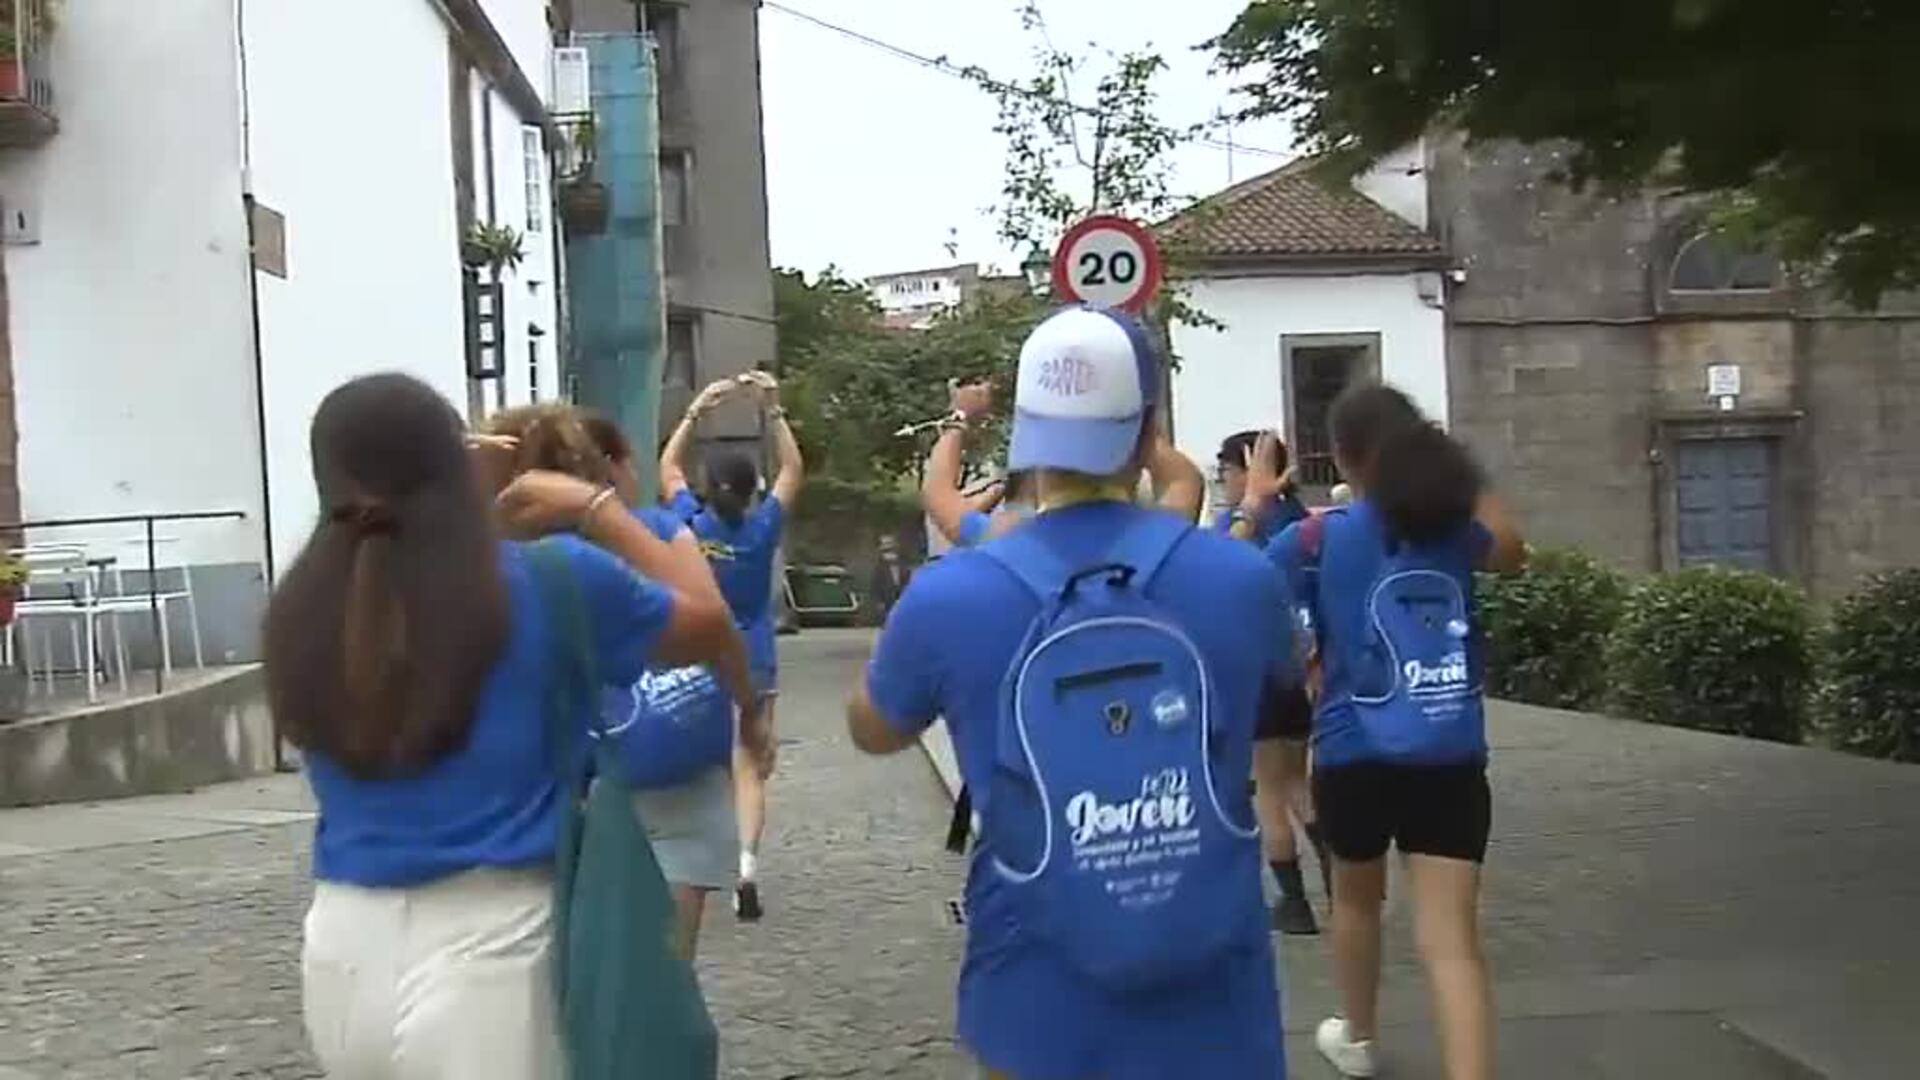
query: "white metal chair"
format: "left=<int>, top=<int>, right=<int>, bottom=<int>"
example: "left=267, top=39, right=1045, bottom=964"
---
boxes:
left=8, top=546, right=131, bottom=703
left=111, top=536, right=204, bottom=673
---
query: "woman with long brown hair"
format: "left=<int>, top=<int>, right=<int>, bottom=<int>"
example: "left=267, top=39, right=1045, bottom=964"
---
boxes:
left=268, top=374, right=737, bottom=1079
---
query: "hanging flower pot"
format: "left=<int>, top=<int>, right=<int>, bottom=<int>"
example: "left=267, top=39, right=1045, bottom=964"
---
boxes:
left=559, top=180, right=610, bottom=236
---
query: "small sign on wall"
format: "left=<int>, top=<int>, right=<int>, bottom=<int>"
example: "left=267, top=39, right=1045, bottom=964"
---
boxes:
left=0, top=193, right=40, bottom=246
left=1707, top=362, right=1741, bottom=411
left=249, top=200, right=288, bottom=279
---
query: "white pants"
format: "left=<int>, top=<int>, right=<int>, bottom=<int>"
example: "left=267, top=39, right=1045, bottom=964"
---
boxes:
left=302, top=867, right=564, bottom=1080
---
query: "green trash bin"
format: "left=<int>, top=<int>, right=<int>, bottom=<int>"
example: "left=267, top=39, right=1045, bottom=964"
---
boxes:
left=783, top=565, right=860, bottom=628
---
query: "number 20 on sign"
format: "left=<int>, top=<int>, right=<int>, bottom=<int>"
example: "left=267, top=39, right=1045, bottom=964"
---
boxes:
left=1051, top=215, right=1165, bottom=313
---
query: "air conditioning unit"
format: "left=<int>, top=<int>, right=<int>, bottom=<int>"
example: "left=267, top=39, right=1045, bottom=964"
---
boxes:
left=552, top=47, right=591, bottom=115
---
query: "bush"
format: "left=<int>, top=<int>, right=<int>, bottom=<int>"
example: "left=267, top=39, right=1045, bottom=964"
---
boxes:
left=1606, top=567, right=1813, bottom=743
left=788, top=476, right=920, bottom=564
left=1816, top=569, right=1920, bottom=761
left=1477, top=549, right=1628, bottom=710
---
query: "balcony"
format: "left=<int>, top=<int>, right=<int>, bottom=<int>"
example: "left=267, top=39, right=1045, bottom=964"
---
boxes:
left=0, top=0, right=57, bottom=147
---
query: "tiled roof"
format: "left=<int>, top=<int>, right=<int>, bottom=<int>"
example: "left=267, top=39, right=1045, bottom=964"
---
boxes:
left=1161, top=159, right=1440, bottom=260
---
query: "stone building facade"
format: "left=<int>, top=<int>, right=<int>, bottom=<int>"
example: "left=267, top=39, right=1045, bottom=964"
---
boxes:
left=1433, top=137, right=1920, bottom=597
left=1165, top=135, right=1919, bottom=598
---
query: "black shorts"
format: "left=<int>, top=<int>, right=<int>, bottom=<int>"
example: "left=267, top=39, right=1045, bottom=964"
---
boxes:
left=1312, top=761, right=1491, bottom=863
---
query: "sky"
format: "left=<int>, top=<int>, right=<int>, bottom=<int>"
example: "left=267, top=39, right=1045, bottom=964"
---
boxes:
left=758, top=0, right=1297, bottom=280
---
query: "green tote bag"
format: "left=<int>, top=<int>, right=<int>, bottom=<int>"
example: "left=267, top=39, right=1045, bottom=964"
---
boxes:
left=530, top=542, right=720, bottom=1080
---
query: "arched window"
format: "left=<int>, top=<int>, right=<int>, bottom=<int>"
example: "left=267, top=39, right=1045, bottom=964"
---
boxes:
left=1669, top=231, right=1781, bottom=293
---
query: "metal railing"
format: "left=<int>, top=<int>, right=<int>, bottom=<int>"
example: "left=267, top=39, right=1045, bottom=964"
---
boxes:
left=0, top=510, right=249, bottom=695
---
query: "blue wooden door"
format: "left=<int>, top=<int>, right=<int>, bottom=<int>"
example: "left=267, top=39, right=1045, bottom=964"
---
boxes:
left=1675, top=438, right=1774, bottom=572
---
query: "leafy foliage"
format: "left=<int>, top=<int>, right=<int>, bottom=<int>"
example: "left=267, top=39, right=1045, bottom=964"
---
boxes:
left=1478, top=549, right=1628, bottom=711
left=1606, top=566, right=1812, bottom=743
left=462, top=222, right=525, bottom=274
left=776, top=269, right=1041, bottom=490
left=1816, top=569, right=1920, bottom=762
left=1210, top=1, right=1920, bottom=306
left=783, top=476, right=923, bottom=564
left=961, top=1, right=1221, bottom=336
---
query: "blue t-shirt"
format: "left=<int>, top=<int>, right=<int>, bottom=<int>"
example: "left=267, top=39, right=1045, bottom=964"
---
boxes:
left=866, top=500, right=1294, bottom=1080
left=1211, top=492, right=1309, bottom=547
left=671, top=488, right=783, bottom=631
left=1265, top=500, right=1492, bottom=768
left=955, top=509, right=993, bottom=548
left=598, top=508, right=732, bottom=787
left=306, top=536, right=674, bottom=888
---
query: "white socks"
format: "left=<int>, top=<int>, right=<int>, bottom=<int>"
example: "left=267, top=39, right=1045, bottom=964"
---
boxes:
left=739, top=850, right=758, bottom=883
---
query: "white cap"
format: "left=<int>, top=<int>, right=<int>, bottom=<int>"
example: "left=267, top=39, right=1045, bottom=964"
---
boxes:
left=1008, top=306, right=1159, bottom=476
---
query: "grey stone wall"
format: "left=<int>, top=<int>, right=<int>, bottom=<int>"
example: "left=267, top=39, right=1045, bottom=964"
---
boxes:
left=1434, top=137, right=1664, bottom=573
left=1449, top=322, right=1660, bottom=573
left=1433, top=136, right=1920, bottom=595
left=1802, top=317, right=1920, bottom=597
left=0, top=665, right=273, bottom=808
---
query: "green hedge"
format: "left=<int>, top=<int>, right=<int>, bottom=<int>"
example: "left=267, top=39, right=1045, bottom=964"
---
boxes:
left=1606, top=566, right=1813, bottom=744
left=1478, top=549, right=1627, bottom=710
left=787, top=476, right=920, bottom=564
left=1816, top=569, right=1920, bottom=762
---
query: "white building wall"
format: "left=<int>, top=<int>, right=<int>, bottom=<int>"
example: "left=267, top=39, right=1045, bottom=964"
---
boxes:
left=0, top=0, right=265, bottom=570
left=242, top=0, right=469, bottom=573
left=1354, top=139, right=1429, bottom=230
left=477, top=0, right=554, bottom=100
left=477, top=86, right=560, bottom=410
left=1170, top=272, right=1449, bottom=483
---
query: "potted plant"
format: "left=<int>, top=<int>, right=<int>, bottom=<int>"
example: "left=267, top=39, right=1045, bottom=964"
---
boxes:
left=0, top=2, right=22, bottom=98
left=461, top=222, right=525, bottom=275
left=559, top=176, right=611, bottom=236
left=557, top=116, right=610, bottom=236
left=0, top=0, right=55, bottom=99
left=0, top=550, right=23, bottom=627
left=0, top=550, right=24, bottom=720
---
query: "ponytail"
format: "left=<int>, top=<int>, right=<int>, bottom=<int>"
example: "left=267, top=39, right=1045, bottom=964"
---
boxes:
left=706, top=450, right=760, bottom=528
left=1370, top=422, right=1484, bottom=548
left=708, top=487, right=749, bottom=528
left=339, top=531, right=405, bottom=741
left=1330, top=381, right=1484, bottom=548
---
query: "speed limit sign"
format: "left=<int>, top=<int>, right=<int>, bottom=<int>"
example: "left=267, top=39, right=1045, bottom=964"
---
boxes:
left=1051, top=215, right=1164, bottom=312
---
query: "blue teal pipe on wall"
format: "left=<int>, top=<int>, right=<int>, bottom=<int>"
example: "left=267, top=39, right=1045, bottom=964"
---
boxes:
left=564, top=34, right=665, bottom=503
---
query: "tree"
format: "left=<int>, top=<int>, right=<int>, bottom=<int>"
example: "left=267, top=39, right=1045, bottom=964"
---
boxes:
left=773, top=266, right=881, bottom=373
left=961, top=1, right=1221, bottom=333
left=772, top=267, right=1043, bottom=519
left=1210, top=0, right=1920, bottom=306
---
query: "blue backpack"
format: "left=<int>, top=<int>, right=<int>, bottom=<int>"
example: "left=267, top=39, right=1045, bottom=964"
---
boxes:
left=1299, top=508, right=1485, bottom=761
left=598, top=665, right=733, bottom=790
left=979, top=512, right=1263, bottom=991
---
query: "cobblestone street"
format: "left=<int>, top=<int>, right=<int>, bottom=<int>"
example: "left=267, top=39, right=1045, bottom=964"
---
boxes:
left=6, top=631, right=1920, bottom=1078
left=0, top=631, right=969, bottom=1079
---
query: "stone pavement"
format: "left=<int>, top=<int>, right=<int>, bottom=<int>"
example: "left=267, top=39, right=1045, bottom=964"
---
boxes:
left=3, top=629, right=1919, bottom=1078
left=1260, top=698, right=1920, bottom=1078
left=923, top=685, right=1920, bottom=1079
left=0, top=630, right=971, bottom=1079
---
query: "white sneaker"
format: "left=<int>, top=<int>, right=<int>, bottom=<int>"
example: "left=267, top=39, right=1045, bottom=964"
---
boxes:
left=1315, top=1017, right=1378, bottom=1077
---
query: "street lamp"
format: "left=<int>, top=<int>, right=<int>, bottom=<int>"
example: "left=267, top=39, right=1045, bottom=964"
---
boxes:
left=1021, top=246, right=1052, bottom=297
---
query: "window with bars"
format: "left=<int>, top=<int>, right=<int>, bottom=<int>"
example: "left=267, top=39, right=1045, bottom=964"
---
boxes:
left=666, top=315, right=698, bottom=388
left=641, top=2, right=683, bottom=87
left=660, top=150, right=690, bottom=227
left=1282, top=334, right=1381, bottom=487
